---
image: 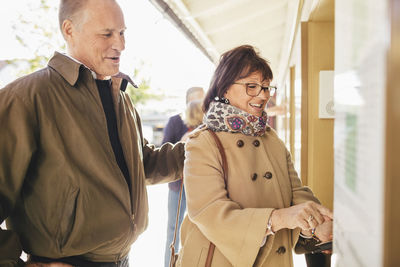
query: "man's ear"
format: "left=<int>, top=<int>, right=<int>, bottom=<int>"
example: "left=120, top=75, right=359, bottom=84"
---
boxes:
left=61, top=19, right=74, bottom=42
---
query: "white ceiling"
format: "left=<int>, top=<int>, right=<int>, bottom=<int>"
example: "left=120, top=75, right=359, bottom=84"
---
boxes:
left=150, top=0, right=303, bottom=83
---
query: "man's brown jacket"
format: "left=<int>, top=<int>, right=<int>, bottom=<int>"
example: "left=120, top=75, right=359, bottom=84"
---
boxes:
left=0, top=52, right=184, bottom=265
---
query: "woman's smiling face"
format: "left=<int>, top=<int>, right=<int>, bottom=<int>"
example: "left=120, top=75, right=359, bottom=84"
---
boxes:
left=224, top=71, right=271, bottom=117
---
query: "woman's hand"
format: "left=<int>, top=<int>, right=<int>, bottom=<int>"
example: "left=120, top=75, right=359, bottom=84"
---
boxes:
left=314, top=217, right=333, bottom=242
left=271, top=201, right=333, bottom=232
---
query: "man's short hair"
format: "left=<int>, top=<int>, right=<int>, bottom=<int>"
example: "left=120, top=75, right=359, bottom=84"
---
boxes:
left=186, top=87, right=204, bottom=104
left=58, top=0, right=87, bottom=30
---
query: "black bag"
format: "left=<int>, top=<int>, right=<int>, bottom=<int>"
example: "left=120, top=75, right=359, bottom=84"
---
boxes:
left=295, top=237, right=332, bottom=267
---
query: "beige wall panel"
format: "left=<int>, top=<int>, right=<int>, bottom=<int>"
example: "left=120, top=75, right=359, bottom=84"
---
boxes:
left=306, top=22, right=334, bottom=209
left=300, top=21, right=334, bottom=210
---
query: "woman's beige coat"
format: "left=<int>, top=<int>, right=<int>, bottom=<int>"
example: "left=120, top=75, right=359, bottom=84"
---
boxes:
left=177, top=125, right=318, bottom=267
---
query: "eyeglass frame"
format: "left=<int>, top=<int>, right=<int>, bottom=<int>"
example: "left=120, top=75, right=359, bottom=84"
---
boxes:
left=233, top=82, right=277, bottom=97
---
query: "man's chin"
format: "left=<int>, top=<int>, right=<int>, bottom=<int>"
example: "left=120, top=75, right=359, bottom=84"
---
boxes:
left=109, top=67, right=120, bottom=76
left=96, top=69, right=120, bottom=79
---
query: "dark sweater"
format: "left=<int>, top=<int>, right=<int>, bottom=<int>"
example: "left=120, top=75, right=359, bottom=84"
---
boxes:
left=96, top=79, right=131, bottom=191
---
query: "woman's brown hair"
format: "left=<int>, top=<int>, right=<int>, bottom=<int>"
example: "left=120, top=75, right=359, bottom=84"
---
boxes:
left=203, top=45, right=273, bottom=112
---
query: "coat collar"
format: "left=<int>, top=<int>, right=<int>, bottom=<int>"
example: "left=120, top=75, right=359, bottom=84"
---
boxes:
left=47, top=51, right=137, bottom=91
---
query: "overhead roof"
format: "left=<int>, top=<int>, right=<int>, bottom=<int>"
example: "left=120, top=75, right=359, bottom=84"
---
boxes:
left=150, top=0, right=307, bottom=84
left=149, top=0, right=333, bottom=85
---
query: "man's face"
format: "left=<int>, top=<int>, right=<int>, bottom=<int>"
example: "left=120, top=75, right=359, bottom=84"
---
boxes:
left=67, top=0, right=126, bottom=79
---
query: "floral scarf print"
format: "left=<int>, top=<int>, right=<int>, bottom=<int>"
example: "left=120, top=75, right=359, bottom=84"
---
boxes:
left=204, top=101, right=268, bottom=137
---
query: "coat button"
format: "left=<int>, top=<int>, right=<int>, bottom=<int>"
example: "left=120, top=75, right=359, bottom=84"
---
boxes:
left=276, top=246, right=286, bottom=254
left=264, top=172, right=273, bottom=179
left=237, top=140, right=244, bottom=147
left=266, top=127, right=271, bottom=132
left=253, top=140, right=260, bottom=147
left=251, top=173, right=257, bottom=181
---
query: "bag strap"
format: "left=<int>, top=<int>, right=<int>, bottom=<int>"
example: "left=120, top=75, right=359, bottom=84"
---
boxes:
left=169, top=129, right=228, bottom=267
left=204, top=129, right=228, bottom=267
left=169, top=179, right=184, bottom=267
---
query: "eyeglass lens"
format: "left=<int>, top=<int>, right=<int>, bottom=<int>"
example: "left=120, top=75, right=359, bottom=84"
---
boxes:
left=246, top=83, right=276, bottom=96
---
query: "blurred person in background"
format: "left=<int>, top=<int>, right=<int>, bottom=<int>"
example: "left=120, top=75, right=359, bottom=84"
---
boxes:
left=163, top=87, right=204, bottom=267
left=180, top=100, right=205, bottom=141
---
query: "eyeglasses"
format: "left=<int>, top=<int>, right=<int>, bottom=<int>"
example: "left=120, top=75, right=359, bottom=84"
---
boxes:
left=233, top=82, right=277, bottom=97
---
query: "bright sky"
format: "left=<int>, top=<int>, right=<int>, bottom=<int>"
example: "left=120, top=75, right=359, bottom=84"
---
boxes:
left=0, top=0, right=215, bottom=115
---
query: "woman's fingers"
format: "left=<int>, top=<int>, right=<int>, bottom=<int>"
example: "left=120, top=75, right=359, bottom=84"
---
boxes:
left=306, top=216, right=319, bottom=229
left=302, top=202, right=326, bottom=228
left=316, top=204, right=333, bottom=219
left=323, top=215, right=332, bottom=222
left=299, top=218, right=311, bottom=231
left=309, top=206, right=325, bottom=225
left=306, top=202, right=333, bottom=229
left=314, top=220, right=333, bottom=242
left=278, top=202, right=333, bottom=231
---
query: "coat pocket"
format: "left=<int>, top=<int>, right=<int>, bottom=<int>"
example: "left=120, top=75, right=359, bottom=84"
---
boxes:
left=56, top=187, right=80, bottom=251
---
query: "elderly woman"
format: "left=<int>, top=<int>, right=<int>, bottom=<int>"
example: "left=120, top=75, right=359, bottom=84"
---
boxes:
left=177, top=45, right=333, bottom=267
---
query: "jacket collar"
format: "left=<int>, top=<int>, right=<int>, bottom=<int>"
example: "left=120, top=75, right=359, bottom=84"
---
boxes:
left=47, top=51, right=137, bottom=91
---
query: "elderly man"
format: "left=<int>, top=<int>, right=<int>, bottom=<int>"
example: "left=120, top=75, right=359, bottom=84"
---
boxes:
left=0, top=0, right=184, bottom=266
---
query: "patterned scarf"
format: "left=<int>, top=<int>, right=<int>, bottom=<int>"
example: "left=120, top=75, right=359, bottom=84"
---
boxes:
left=204, top=101, right=268, bottom=137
